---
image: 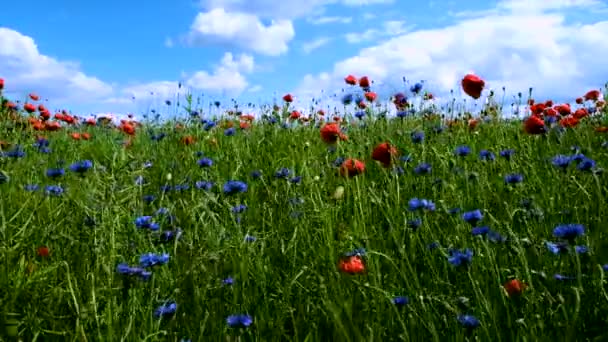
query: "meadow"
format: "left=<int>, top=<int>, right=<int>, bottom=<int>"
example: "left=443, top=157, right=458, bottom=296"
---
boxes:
left=1, top=75, right=608, bottom=341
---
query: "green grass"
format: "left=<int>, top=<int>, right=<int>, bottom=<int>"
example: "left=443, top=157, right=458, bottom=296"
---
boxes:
left=2, top=108, right=608, bottom=342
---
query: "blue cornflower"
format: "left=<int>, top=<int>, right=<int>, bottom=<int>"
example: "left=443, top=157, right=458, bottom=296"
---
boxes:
left=159, top=229, right=182, bottom=243
left=454, top=145, right=471, bottom=156
left=134, top=175, right=145, bottom=185
left=407, top=218, right=422, bottom=230
left=575, top=245, right=589, bottom=254
left=462, top=210, right=483, bottom=225
left=203, top=121, right=216, bottom=131
left=414, top=163, right=431, bottom=174
left=275, top=167, right=291, bottom=179
left=472, top=226, right=505, bottom=243
left=546, top=241, right=569, bottom=255
left=232, top=204, right=248, bottom=213
left=290, top=176, right=302, bottom=184
left=341, top=93, right=354, bottom=105
left=197, top=158, right=213, bottom=167
left=244, top=235, right=256, bottom=242
left=457, top=314, right=480, bottom=329
left=471, top=226, right=490, bottom=236
left=410, top=82, right=423, bottom=94
left=345, top=248, right=366, bottom=257
left=392, top=296, right=410, bottom=307
left=2, top=148, right=25, bottom=158
left=116, top=263, right=152, bottom=281
left=46, top=168, right=65, bottom=178
left=143, top=195, right=156, bottom=203
left=396, top=110, right=408, bottom=118
left=479, top=150, right=495, bottom=161
left=222, top=276, right=234, bottom=286
left=154, top=302, right=177, bottom=319
left=553, top=223, right=585, bottom=240
left=552, top=155, right=571, bottom=169
left=139, top=253, right=170, bottom=268
left=195, top=181, right=214, bottom=191
left=411, top=131, right=424, bottom=143
left=499, top=149, right=515, bottom=159
left=354, top=111, right=365, bottom=119
left=577, top=157, right=596, bottom=171
left=226, top=314, right=253, bottom=328
left=223, top=180, right=248, bottom=194
left=69, top=160, right=93, bottom=174
left=44, top=185, right=64, bottom=196
left=250, top=170, right=262, bottom=179
left=504, top=173, right=524, bottom=184
left=135, top=216, right=160, bottom=231
left=24, top=184, right=39, bottom=192
left=427, top=241, right=440, bottom=250
left=408, top=198, right=435, bottom=211
left=554, top=274, right=575, bottom=281
left=570, top=153, right=586, bottom=164
left=448, top=249, right=473, bottom=267
left=224, top=127, right=236, bottom=136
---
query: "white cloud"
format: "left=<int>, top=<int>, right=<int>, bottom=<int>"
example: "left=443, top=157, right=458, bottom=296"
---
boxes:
left=186, top=52, right=254, bottom=93
left=307, top=16, right=352, bottom=24
left=296, top=1, right=608, bottom=110
left=345, top=20, right=409, bottom=43
left=302, top=37, right=332, bottom=53
left=0, top=27, right=113, bottom=102
left=186, top=8, right=295, bottom=56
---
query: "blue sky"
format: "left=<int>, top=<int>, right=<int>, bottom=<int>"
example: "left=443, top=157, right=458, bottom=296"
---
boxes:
left=1, top=0, right=607, bottom=119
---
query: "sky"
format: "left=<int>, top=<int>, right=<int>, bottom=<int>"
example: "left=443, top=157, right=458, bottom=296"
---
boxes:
left=1, top=0, right=608, bottom=119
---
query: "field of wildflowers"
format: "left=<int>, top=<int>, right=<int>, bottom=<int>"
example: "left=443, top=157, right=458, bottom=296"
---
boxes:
left=1, top=74, right=608, bottom=341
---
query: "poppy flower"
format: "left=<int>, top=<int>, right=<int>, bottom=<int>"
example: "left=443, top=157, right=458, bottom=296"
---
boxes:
left=0, top=78, right=4, bottom=90
left=29, top=93, right=40, bottom=101
left=527, top=99, right=535, bottom=106
left=371, top=142, right=399, bottom=167
left=544, top=100, right=553, bottom=107
left=523, top=116, right=546, bottom=134
left=36, top=246, right=50, bottom=258
left=317, top=109, right=325, bottom=116
left=333, top=116, right=341, bottom=122
left=81, top=133, right=91, bottom=140
left=71, top=133, right=81, bottom=140
left=290, top=111, right=301, bottom=120
left=595, top=126, right=608, bottom=133
left=44, top=121, right=62, bottom=131
left=339, top=158, right=365, bottom=177
left=282, top=93, right=293, bottom=103
left=468, top=118, right=479, bottom=130
left=573, top=108, right=588, bottom=119
left=584, top=89, right=601, bottom=101
left=239, top=121, right=250, bottom=130
left=357, top=101, right=366, bottom=109
left=560, top=116, right=579, bottom=128
left=530, top=103, right=545, bottom=116
left=40, top=110, right=50, bottom=120
left=364, top=91, right=377, bottom=102
left=120, top=123, right=135, bottom=135
left=344, top=74, right=357, bottom=85
left=85, top=118, right=96, bottom=126
left=504, top=279, right=527, bottom=297
left=554, top=104, right=571, bottom=116
left=576, top=97, right=584, bottom=104
left=338, top=255, right=365, bottom=274
left=320, top=123, right=347, bottom=144
left=180, top=136, right=195, bottom=145
left=461, top=74, right=485, bottom=99
left=544, top=107, right=558, bottom=117
left=240, top=114, right=254, bottom=121
left=24, top=103, right=36, bottom=113
left=359, top=76, right=370, bottom=89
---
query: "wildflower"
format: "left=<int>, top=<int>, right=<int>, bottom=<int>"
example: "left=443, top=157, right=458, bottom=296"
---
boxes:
left=392, top=296, right=409, bottom=307
left=197, top=158, right=213, bottom=167
left=69, top=160, right=93, bottom=174
left=45, top=185, right=64, bottom=196
left=24, top=184, right=39, bottom=191
left=454, top=145, right=471, bottom=156
left=545, top=241, right=569, bottom=255
left=411, top=131, right=424, bottom=143
left=275, top=167, right=291, bottom=179
left=159, top=229, right=182, bottom=243
left=553, top=223, right=585, bottom=241
left=504, top=173, right=523, bottom=184
left=448, top=248, right=473, bottom=267
left=339, top=158, right=365, bottom=177
left=408, top=198, right=436, bottom=211
left=407, top=218, right=422, bottom=230
left=250, top=170, right=262, bottom=179
left=414, top=163, right=431, bottom=174
left=36, top=246, right=50, bottom=258
left=232, top=204, right=248, bottom=213
left=139, top=253, right=170, bottom=268
left=154, top=302, right=177, bottom=319
left=224, top=127, right=236, bottom=136
left=479, top=150, right=495, bottom=161
left=223, top=180, right=248, bottom=195
left=339, top=255, right=365, bottom=274
left=371, top=142, right=399, bottom=167
left=504, top=279, right=526, bottom=297
left=135, top=216, right=160, bottom=231
left=226, top=314, right=253, bottom=328
left=457, top=314, right=480, bottom=329
left=46, top=168, right=65, bottom=178
left=577, top=157, right=596, bottom=171
left=222, top=277, right=234, bottom=286
left=462, top=210, right=483, bottom=225
left=461, top=74, right=485, bottom=99
left=244, top=235, right=256, bottom=242
left=499, top=149, right=515, bottom=160
left=551, top=155, right=571, bottom=169
left=195, top=181, right=214, bottom=191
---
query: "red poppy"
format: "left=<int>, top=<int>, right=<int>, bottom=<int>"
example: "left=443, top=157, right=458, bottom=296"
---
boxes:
left=543, top=107, right=558, bottom=117
left=560, top=116, right=579, bottom=128
left=180, top=135, right=195, bottom=145
left=81, top=133, right=91, bottom=140
left=0, top=78, right=4, bottom=90
left=424, top=92, right=434, bottom=100
left=523, top=115, right=546, bottom=134
left=584, top=89, right=601, bottom=101
left=282, top=93, right=293, bottom=103
left=239, top=121, right=251, bottom=130
left=544, top=100, right=553, bottom=107
left=357, top=101, right=366, bottom=109
left=530, top=103, right=545, bottom=116
left=359, top=76, right=370, bottom=89
left=36, top=246, right=50, bottom=258
left=527, top=99, right=535, bottom=106
left=290, top=110, right=301, bottom=120
left=120, top=123, right=136, bottom=135
left=573, top=108, right=588, bottom=119
left=595, top=126, right=608, bottom=133
left=333, top=116, right=341, bottom=122
left=40, top=110, right=50, bottom=120
left=575, top=97, right=584, bottom=104
left=468, top=118, right=479, bottom=130
left=461, top=74, right=485, bottom=99
left=554, top=104, right=571, bottom=116
left=344, top=74, right=357, bottom=85
left=320, top=123, right=347, bottom=144
left=86, top=118, right=96, bottom=126
left=317, top=109, right=325, bottom=116
left=71, top=133, right=81, bottom=140
left=339, top=255, right=365, bottom=274
left=371, top=142, right=399, bottom=167
left=339, top=158, right=365, bottom=177
left=44, top=121, right=62, bottom=131
left=364, top=91, right=377, bottom=102
left=504, top=279, right=526, bottom=297
left=240, top=114, right=255, bottom=122
left=29, top=93, right=40, bottom=101
left=24, top=103, right=36, bottom=113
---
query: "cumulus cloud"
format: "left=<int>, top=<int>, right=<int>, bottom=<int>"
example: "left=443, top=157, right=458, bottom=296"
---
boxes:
left=0, top=27, right=113, bottom=102
left=345, top=21, right=409, bottom=43
left=186, top=8, right=295, bottom=56
left=295, top=1, right=608, bottom=109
